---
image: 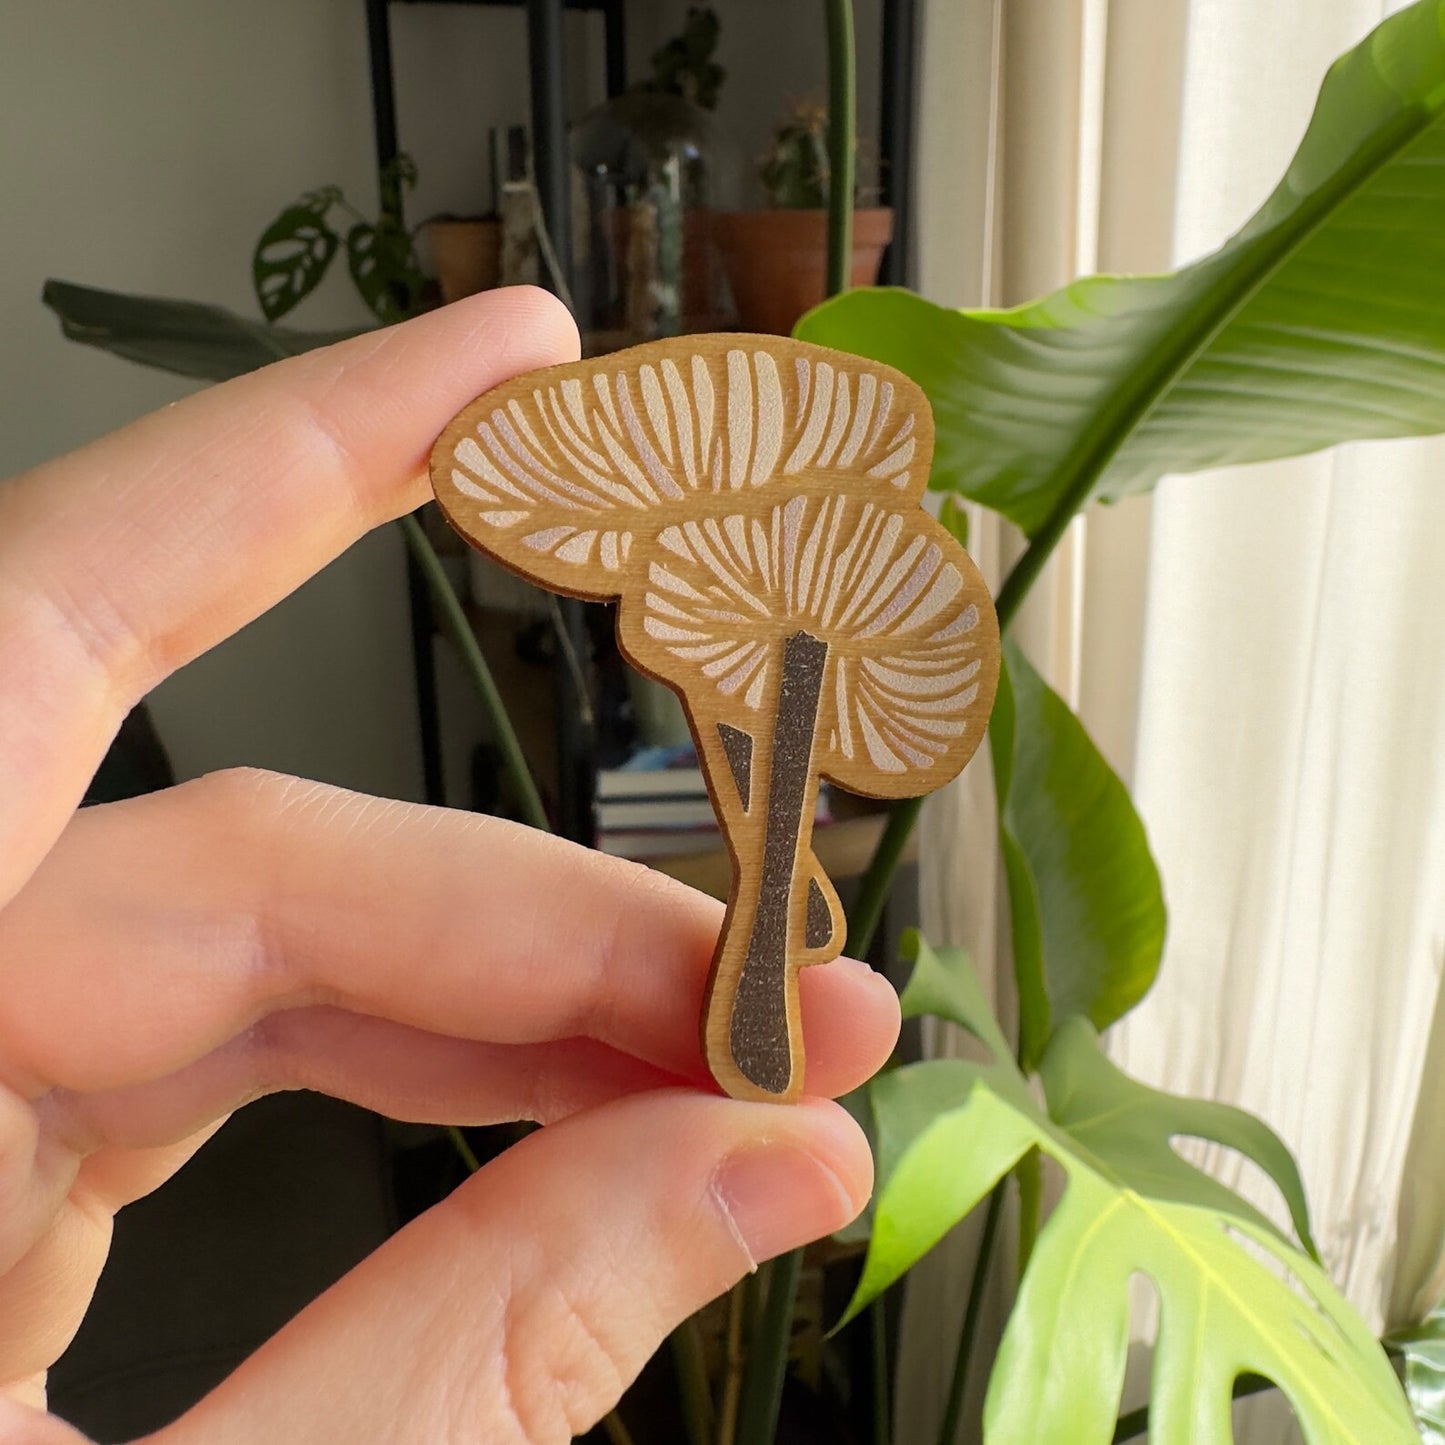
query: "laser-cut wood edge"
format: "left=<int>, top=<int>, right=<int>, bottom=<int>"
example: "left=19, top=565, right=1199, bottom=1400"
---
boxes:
left=430, top=333, right=1000, bottom=1105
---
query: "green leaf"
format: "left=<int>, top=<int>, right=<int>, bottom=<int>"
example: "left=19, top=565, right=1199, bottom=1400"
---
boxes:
left=43, top=280, right=364, bottom=383
left=1387, top=1303, right=1445, bottom=1443
left=378, top=152, right=419, bottom=220
left=797, top=0, right=1445, bottom=545
left=1039, top=1017, right=1319, bottom=1264
left=850, top=945, right=1413, bottom=1443
left=896, top=932, right=1014, bottom=1070
left=831, top=1081, right=879, bottom=1246
left=346, top=220, right=427, bottom=325
left=253, top=197, right=340, bottom=322
left=989, top=640, right=1165, bottom=1068
left=937, top=493, right=970, bottom=550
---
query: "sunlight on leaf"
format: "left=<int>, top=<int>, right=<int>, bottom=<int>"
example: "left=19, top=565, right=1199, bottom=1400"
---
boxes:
left=850, top=940, right=1416, bottom=1444
left=798, top=0, right=1445, bottom=546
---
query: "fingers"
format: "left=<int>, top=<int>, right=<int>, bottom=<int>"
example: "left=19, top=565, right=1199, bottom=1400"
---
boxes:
left=0, top=1395, right=90, bottom=1442
left=147, top=1090, right=871, bottom=1445
left=0, top=288, right=579, bottom=904
left=61, top=1016, right=676, bottom=1207
left=0, top=772, right=900, bottom=1103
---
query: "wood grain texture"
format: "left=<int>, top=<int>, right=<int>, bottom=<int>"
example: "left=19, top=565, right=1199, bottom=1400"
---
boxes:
left=431, top=334, right=1000, bottom=1103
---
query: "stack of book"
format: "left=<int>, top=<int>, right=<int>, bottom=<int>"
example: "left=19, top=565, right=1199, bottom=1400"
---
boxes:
left=595, top=744, right=831, bottom=861
left=594, top=745, right=717, bottom=860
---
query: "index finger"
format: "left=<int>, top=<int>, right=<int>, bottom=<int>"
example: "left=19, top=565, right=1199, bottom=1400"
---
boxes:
left=0, top=288, right=579, bottom=903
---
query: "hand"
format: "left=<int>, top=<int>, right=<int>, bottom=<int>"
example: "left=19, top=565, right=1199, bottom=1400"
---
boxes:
left=0, top=289, right=899, bottom=1444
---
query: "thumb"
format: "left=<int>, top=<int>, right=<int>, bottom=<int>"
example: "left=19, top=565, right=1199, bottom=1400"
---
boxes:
left=144, top=1089, right=871, bottom=1445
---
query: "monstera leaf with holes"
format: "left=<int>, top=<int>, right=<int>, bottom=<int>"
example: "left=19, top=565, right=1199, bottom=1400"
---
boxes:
left=797, top=0, right=1445, bottom=576
left=252, top=186, right=343, bottom=322
left=850, top=936, right=1417, bottom=1443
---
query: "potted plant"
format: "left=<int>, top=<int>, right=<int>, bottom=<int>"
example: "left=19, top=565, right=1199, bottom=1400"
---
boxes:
left=251, top=155, right=430, bottom=324
left=713, top=98, right=892, bottom=336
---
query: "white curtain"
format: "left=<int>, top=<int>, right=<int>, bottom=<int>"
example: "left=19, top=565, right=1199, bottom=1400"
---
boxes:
left=1110, top=0, right=1445, bottom=1435
left=903, top=1, right=1445, bottom=1441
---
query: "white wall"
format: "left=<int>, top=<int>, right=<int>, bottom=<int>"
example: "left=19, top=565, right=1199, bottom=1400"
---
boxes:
left=0, top=0, right=882, bottom=804
left=0, top=0, right=427, bottom=799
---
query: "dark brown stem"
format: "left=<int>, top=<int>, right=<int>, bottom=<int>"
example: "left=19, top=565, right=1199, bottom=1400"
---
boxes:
left=729, top=630, right=829, bottom=1093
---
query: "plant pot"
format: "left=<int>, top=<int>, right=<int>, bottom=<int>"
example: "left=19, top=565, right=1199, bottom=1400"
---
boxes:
left=712, top=207, right=893, bottom=336
left=426, top=218, right=503, bottom=304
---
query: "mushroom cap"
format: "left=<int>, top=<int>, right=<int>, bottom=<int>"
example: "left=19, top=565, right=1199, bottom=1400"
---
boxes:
left=430, top=335, right=933, bottom=601
left=617, top=492, right=999, bottom=799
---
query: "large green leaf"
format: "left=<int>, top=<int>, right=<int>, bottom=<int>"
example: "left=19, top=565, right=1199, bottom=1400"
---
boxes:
left=989, top=641, right=1165, bottom=1068
left=853, top=939, right=1413, bottom=1443
left=42, top=279, right=364, bottom=383
left=797, top=0, right=1445, bottom=546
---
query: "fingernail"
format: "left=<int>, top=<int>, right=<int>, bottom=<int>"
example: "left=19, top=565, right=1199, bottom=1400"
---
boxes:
left=828, top=954, right=880, bottom=981
left=712, top=1143, right=858, bottom=1268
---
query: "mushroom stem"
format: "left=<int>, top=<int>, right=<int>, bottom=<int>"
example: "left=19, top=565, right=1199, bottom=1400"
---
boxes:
left=727, top=629, right=830, bottom=1095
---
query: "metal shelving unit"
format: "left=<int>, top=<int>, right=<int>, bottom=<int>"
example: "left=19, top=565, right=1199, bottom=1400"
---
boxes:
left=364, top=0, right=623, bottom=840
left=362, top=0, right=919, bottom=842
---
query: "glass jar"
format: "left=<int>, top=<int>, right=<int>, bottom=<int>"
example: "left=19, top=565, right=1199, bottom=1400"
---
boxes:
left=570, top=92, right=732, bottom=355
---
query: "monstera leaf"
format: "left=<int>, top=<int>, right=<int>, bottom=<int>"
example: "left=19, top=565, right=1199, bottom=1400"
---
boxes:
left=797, top=0, right=1445, bottom=549
left=346, top=218, right=427, bottom=325
left=42, top=280, right=362, bottom=383
left=850, top=937, right=1416, bottom=1444
left=252, top=188, right=341, bottom=322
left=991, top=641, right=1165, bottom=1069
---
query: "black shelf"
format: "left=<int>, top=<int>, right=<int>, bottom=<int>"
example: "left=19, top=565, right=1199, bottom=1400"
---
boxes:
left=363, top=0, right=920, bottom=836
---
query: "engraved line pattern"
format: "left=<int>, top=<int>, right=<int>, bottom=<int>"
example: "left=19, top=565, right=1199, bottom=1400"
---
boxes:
left=640, top=495, right=985, bottom=772
left=445, top=346, right=919, bottom=577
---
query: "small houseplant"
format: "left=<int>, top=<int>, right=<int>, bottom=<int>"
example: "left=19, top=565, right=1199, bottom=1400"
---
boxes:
left=714, top=97, right=892, bottom=336
left=251, top=154, right=429, bottom=324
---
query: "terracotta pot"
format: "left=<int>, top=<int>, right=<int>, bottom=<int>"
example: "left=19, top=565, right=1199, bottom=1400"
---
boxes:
left=427, top=219, right=503, bottom=304
left=712, top=208, right=893, bottom=336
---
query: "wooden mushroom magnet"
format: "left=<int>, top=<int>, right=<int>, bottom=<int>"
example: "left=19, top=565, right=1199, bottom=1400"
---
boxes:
left=430, top=335, right=1000, bottom=1103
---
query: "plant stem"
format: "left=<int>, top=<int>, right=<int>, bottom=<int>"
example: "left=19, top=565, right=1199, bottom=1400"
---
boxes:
left=601, top=1410, right=638, bottom=1445
left=870, top=1295, right=891, bottom=1445
left=398, top=513, right=549, bottom=832
left=716, top=1287, right=746, bottom=1445
left=445, top=1125, right=481, bottom=1174
left=1111, top=1374, right=1274, bottom=1442
left=936, top=1183, right=1004, bottom=1445
left=847, top=795, right=923, bottom=959
left=735, top=1251, right=802, bottom=1444
left=824, top=0, right=856, bottom=299
left=671, top=1313, right=715, bottom=1445
left=993, top=530, right=1058, bottom=634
